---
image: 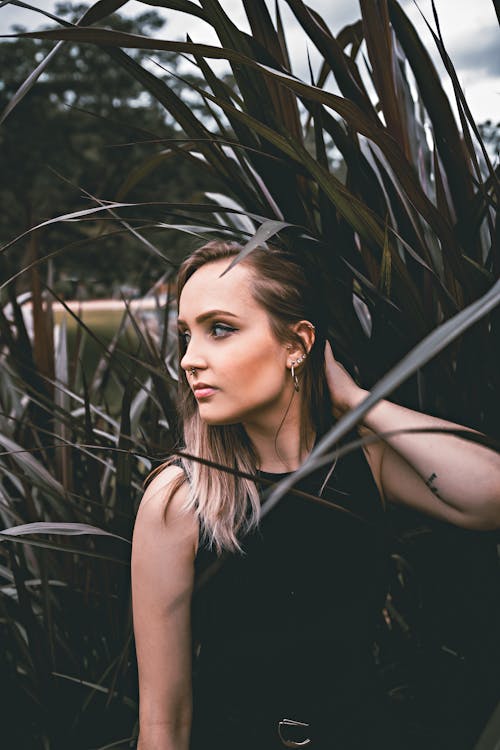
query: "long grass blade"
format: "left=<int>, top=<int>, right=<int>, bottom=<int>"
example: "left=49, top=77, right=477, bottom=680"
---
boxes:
left=218, top=220, right=293, bottom=276
left=0, top=522, right=130, bottom=544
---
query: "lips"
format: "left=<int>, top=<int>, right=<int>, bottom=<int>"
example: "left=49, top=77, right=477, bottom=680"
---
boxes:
left=193, top=383, right=218, bottom=399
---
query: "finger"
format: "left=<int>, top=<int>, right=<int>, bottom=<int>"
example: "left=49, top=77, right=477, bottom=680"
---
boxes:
left=324, top=339, right=336, bottom=363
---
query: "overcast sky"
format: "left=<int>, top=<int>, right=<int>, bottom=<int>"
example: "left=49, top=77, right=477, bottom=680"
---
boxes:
left=1, top=0, right=499, bottom=123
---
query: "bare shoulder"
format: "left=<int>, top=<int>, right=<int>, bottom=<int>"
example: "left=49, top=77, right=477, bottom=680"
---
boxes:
left=134, top=464, right=199, bottom=559
left=356, top=424, right=387, bottom=505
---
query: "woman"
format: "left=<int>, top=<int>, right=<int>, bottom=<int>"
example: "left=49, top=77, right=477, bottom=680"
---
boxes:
left=131, top=240, right=500, bottom=750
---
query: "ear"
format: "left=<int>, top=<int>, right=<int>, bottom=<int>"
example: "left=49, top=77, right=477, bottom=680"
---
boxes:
left=286, top=320, right=316, bottom=366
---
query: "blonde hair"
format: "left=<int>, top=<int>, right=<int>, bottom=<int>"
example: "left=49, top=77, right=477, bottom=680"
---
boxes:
left=146, top=240, right=333, bottom=554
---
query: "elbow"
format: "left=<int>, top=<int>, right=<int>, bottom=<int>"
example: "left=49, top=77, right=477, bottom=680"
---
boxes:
left=479, top=486, right=500, bottom=529
left=138, top=699, right=192, bottom=750
left=480, top=508, right=500, bottom=531
left=137, top=717, right=192, bottom=750
left=460, top=495, right=500, bottom=531
left=463, top=515, right=500, bottom=532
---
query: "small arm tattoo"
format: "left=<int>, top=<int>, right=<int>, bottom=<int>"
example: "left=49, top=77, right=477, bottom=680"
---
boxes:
left=425, top=472, right=443, bottom=500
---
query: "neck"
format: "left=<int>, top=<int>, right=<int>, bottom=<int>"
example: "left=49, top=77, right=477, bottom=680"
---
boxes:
left=243, top=408, right=316, bottom=473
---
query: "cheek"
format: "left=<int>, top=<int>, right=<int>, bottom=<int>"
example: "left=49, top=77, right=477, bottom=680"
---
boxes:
left=233, top=347, right=285, bottom=394
left=198, top=350, right=286, bottom=425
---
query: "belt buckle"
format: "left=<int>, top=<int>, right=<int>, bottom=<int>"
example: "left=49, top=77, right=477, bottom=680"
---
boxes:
left=277, top=718, right=312, bottom=747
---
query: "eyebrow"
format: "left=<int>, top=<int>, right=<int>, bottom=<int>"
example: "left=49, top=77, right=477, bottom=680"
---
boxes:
left=177, top=309, right=240, bottom=327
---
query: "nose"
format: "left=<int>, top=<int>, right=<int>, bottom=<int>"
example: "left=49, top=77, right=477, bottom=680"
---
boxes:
left=180, top=338, right=207, bottom=376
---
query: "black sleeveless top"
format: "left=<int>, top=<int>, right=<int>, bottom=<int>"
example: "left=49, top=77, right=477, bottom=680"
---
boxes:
left=188, top=426, right=398, bottom=749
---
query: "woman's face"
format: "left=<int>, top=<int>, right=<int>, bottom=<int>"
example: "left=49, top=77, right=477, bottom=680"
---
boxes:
left=178, top=258, right=293, bottom=427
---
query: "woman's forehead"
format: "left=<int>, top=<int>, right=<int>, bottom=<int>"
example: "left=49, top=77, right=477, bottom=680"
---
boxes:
left=178, top=260, right=257, bottom=320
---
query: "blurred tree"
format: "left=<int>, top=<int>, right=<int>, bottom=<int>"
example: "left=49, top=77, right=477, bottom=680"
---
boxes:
left=479, top=119, right=500, bottom=158
left=0, top=3, right=218, bottom=297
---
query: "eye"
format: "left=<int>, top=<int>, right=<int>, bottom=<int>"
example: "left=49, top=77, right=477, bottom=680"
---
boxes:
left=179, top=330, right=191, bottom=345
left=210, top=323, right=236, bottom=338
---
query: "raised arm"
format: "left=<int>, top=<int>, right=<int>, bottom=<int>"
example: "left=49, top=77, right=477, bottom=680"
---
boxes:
left=131, top=466, right=199, bottom=750
left=324, top=341, right=500, bottom=530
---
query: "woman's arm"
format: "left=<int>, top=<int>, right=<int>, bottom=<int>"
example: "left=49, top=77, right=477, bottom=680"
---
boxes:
left=131, top=466, right=199, bottom=750
left=356, top=398, right=500, bottom=530
left=324, top=342, right=500, bottom=530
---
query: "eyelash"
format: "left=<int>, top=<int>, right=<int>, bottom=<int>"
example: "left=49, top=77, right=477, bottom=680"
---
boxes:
left=179, top=322, right=236, bottom=345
